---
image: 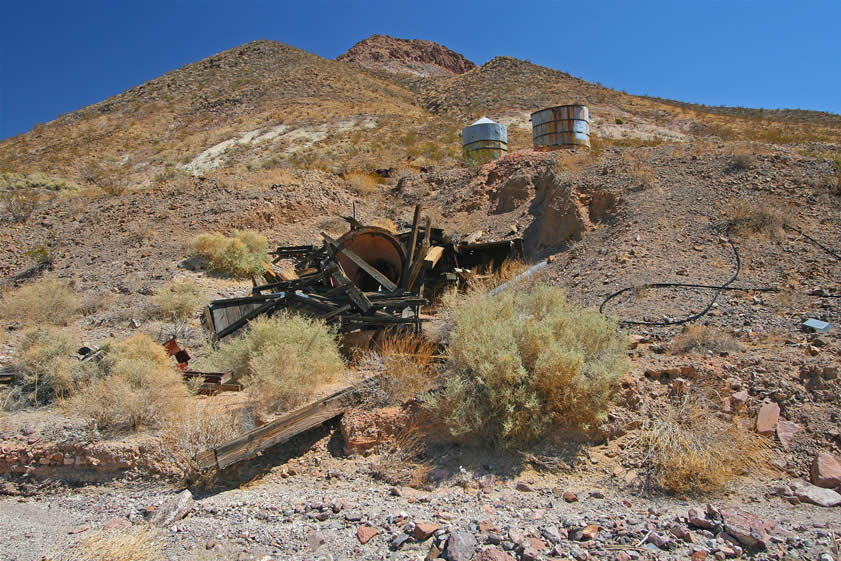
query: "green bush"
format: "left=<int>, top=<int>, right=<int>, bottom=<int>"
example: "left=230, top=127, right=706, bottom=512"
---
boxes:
left=191, top=230, right=268, bottom=278
left=150, top=279, right=204, bottom=320
left=425, top=284, right=629, bottom=447
left=204, top=314, right=344, bottom=412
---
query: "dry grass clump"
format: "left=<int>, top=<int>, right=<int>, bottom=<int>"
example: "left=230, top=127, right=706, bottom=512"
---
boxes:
left=726, top=197, right=788, bottom=238
left=425, top=284, right=629, bottom=447
left=0, top=277, right=80, bottom=325
left=345, top=171, right=381, bottom=196
left=56, top=524, right=165, bottom=561
left=150, top=279, right=204, bottom=320
left=161, top=399, right=251, bottom=479
left=68, top=334, right=189, bottom=432
left=358, top=332, right=439, bottom=407
left=4, top=326, right=90, bottom=407
left=671, top=325, right=741, bottom=355
left=630, top=164, right=658, bottom=189
left=730, top=150, right=756, bottom=170
left=370, top=428, right=432, bottom=489
left=637, top=393, right=770, bottom=495
left=191, top=229, right=267, bottom=278
left=204, top=314, right=344, bottom=413
left=1, top=188, right=41, bottom=222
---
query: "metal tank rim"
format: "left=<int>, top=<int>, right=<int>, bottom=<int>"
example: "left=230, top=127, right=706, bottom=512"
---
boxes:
left=529, top=103, right=589, bottom=119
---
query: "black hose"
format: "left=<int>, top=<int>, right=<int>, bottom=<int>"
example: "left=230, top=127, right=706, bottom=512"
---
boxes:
left=600, top=231, right=743, bottom=326
left=600, top=224, right=841, bottom=325
left=785, top=224, right=841, bottom=261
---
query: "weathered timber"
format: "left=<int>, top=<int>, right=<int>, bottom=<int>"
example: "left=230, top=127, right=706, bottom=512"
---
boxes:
left=196, top=383, right=367, bottom=472
left=424, top=246, right=445, bottom=269
left=402, top=204, right=422, bottom=288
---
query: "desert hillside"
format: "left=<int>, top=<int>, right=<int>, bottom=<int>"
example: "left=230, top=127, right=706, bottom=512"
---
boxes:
left=0, top=35, right=840, bottom=561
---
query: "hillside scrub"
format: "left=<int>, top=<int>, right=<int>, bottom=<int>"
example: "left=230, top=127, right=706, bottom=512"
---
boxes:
left=726, top=197, right=788, bottom=238
left=638, top=392, right=770, bottom=495
left=425, top=284, right=630, bottom=447
left=3, top=326, right=91, bottom=408
left=204, top=314, right=345, bottom=412
left=0, top=277, right=81, bottom=326
left=191, top=229, right=268, bottom=278
left=68, top=334, right=189, bottom=432
left=150, top=279, right=204, bottom=320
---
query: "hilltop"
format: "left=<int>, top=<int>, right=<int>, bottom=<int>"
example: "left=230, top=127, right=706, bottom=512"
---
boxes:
left=336, top=34, right=477, bottom=76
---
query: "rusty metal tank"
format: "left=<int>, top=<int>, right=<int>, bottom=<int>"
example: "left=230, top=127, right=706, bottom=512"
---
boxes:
left=531, top=104, right=590, bottom=149
left=462, top=117, right=508, bottom=163
left=334, top=226, right=407, bottom=291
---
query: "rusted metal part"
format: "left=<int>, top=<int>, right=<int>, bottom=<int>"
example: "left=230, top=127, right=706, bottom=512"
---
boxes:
left=531, top=104, right=590, bottom=149
left=333, top=226, right=407, bottom=292
left=162, top=338, right=240, bottom=394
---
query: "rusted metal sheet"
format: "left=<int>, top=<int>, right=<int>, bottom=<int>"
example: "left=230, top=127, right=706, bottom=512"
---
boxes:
left=334, top=226, right=406, bottom=291
left=531, top=104, right=590, bottom=148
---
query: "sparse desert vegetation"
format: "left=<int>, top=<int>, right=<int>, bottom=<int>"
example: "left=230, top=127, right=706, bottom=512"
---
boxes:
left=0, top=277, right=81, bottom=325
left=191, top=229, right=268, bottom=278
left=150, top=279, right=204, bottom=320
left=426, top=284, right=629, bottom=447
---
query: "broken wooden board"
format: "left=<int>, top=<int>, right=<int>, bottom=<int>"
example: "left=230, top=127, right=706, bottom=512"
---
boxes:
left=195, top=382, right=367, bottom=472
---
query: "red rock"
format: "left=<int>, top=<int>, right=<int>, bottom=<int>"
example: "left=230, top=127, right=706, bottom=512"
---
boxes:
left=562, top=491, right=578, bottom=502
left=68, top=524, right=91, bottom=535
left=776, top=420, right=802, bottom=451
left=790, top=480, right=841, bottom=507
left=357, top=525, right=378, bottom=544
left=692, top=551, right=707, bottom=561
left=515, top=481, right=534, bottom=492
left=720, top=509, right=774, bottom=549
left=102, top=518, right=131, bottom=530
left=755, top=402, right=780, bottom=436
left=811, top=452, right=841, bottom=489
left=730, top=390, right=748, bottom=409
left=580, top=524, right=599, bottom=540
left=526, top=537, right=546, bottom=552
left=414, top=522, right=439, bottom=540
left=615, top=553, right=632, bottom=561
left=471, top=548, right=516, bottom=561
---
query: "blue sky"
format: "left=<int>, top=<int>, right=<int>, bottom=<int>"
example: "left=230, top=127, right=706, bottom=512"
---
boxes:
left=1, top=1, right=840, bottom=140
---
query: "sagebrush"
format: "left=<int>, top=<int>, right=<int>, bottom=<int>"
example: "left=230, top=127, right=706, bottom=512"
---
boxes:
left=726, top=197, right=788, bottom=238
left=68, top=334, right=189, bottom=432
left=425, top=284, right=629, bottom=447
left=150, top=279, right=204, bottom=320
left=204, top=314, right=344, bottom=413
left=358, top=332, right=439, bottom=407
left=0, top=277, right=80, bottom=325
left=191, top=229, right=267, bottom=278
left=671, top=325, right=741, bottom=355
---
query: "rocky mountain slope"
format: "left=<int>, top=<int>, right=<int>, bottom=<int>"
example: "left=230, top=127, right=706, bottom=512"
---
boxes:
left=336, top=34, right=477, bottom=76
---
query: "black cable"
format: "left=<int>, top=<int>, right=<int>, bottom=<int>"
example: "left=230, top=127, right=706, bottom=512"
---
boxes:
left=600, top=231, right=743, bottom=326
left=600, top=224, right=841, bottom=325
left=784, top=224, right=841, bottom=261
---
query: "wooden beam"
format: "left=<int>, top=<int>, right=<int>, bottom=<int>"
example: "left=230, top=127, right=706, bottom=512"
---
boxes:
left=402, top=204, right=422, bottom=288
left=321, top=232, right=398, bottom=292
left=321, top=235, right=371, bottom=313
left=424, top=245, right=445, bottom=269
left=407, top=217, right=432, bottom=291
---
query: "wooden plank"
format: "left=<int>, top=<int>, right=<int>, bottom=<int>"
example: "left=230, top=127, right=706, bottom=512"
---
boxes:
left=424, top=246, right=445, bottom=269
left=321, top=236, right=371, bottom=313
left=407, top=217, right=432, bottom=291
left=402, top=204, right=422, bottom=288
left=322, top=233, right=399, bottom=292
left=216, top=297, right=285, bottom=340
left=205, top=385, right=361, bottom=471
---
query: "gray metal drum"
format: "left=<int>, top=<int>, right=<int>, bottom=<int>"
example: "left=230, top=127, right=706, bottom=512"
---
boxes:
left=462, top=117, right=508, bottom=162
left=531, top=105, right=590, bottom=149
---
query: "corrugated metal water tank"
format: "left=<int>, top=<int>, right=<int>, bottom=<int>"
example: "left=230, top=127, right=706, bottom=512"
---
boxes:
left=531, top=104, right=590, bottom=148
left=462, top=117, right=508, bottom=162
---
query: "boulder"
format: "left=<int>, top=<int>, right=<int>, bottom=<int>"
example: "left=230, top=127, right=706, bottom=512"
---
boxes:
left=151, top=490, right=194, bottom=528
left=811, top=452, right=841, bottom=489
left=445, top=530, right=478, bottom=561
left=775, top=420, right=802, bottom=451
left=755, top=402, right=780, bottom=436
left=790, top=480, right=841, bottom=507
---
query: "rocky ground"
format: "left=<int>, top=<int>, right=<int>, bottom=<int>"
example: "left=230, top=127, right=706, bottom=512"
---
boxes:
left=1, top=140, right=840, bottom=560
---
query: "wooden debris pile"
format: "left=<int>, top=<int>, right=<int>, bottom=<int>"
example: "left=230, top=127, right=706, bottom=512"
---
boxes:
left=202, top=205, right=523, bottom=342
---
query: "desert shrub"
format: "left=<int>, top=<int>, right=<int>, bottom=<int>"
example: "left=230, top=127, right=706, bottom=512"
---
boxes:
left=671, top=325, right=741, bottom=355
left=425, top=284, right=630, bottom=447
left=0, top=277, right=80, bottom=325
left=726, top=197, right=788, bottom=238
left=69, top=334, right=189, bottom=431
left=1, top=188, right=41, bottom=222
left=829, top=157, right=841, bottom=196
left=630, top=164, right=658, bottom=189
left=191, top=229, right=267, bottom=278
left=150, top=279, right=203, bottom=320
left=345, top=171, right=380, bottom=196
left=730, top=150, right=756, bottom=170
left=358, top=332, right=439, bottom=407
left=161, top=399, right=251, bottom=480
left=204, top=314, right=344, bottom=412
left=370, top=428, right=431, bottom=489
left=638, top=393, right=770, bottom=495
left=55, top=524, right=164, bottom=561
left=6, top=326, right=90, bottom=407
